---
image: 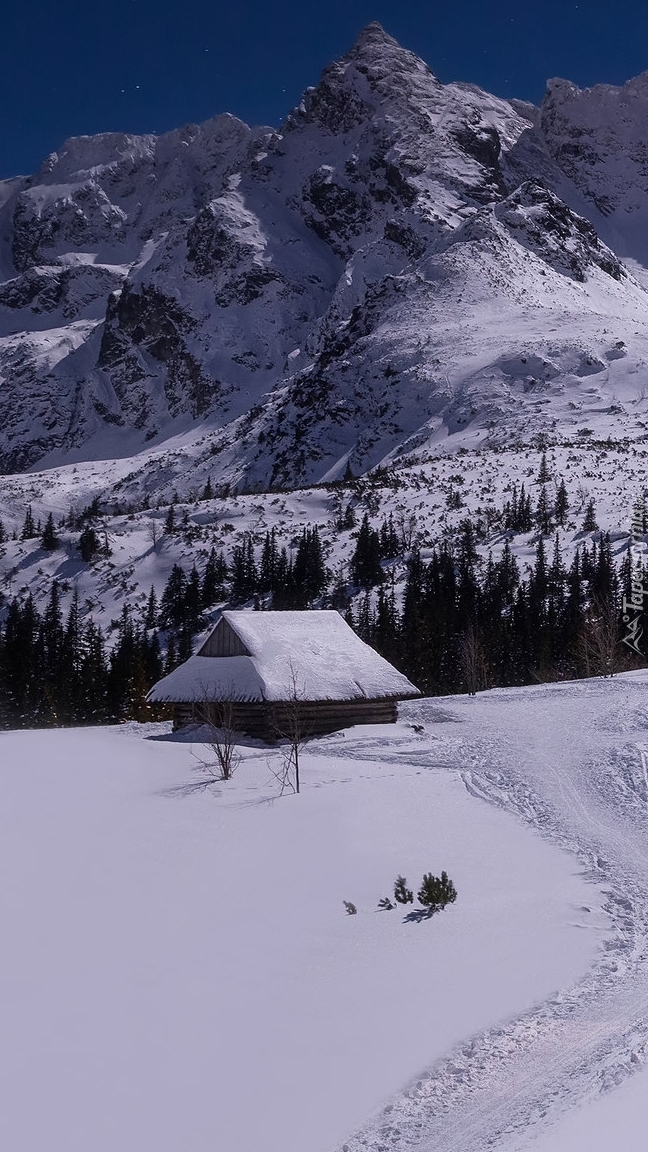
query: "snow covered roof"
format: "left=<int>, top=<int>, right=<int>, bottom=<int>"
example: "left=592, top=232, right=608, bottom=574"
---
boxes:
left=148, top=610, right=419, bottom=703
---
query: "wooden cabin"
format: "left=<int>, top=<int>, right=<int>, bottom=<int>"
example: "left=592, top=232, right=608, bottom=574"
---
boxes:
left=148, top=610, right=420, bottom=740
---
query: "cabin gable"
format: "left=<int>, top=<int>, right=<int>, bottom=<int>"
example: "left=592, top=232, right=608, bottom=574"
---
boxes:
left=197, top=617, right=250, bottom=658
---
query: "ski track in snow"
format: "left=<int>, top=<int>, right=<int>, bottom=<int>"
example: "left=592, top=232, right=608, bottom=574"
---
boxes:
left=319, top=675, right=648, bottom=1152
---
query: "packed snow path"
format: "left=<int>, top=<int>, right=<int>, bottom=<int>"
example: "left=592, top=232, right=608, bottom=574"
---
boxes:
left=330, top=671, right=648, bottom=1152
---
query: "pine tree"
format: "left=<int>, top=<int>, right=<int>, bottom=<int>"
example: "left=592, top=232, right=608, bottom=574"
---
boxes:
left=177, top=629, right=193, bottom=663
left=0, top=595, right=40, bottom=724
left=78, top=620, right=109, bottom=722
left=340, top=502, right=356, bottom=530
left=144, top=586, right=158, bottom=630
left=231, top=535, right=258, bottom=603
left=202, top=548, right=226, bottom=606
left=496, top=541, right=520, bottom=604
left=292, top=526, right=327, bottom=604
left=590, top=533, right=617, bottom=604
left=583, top=498, right=598, bottom=533
left=21, top=506, right=36, bottom=540
left=272, top=547, right=293, bottom=610
left=39, top=582, right=65, bottom=720
left=127, top=647, right=151, bottom=723
left=61, top=589, right=83, bottom=722
left=530, top=536, right=549, bottom=607
left=350, top=514, right=383, bottom=588
left=504, top=484, right=518, bottom=532
left=259, top=530, right=279, bottom=594
left=507, top=483, right=533, bottom=533
left=555, top=478, right=569, bottom=527
left=184, top=566, right=202, bottom=632
left=536, top=486, right=553, bottom=536
left=537, top=451, right=550, bottom=484
left=400, top=548, right=430, bottom=690
left=514, top=483, right=530, bottom=532
left=548, top=534, right=566, bottom=600
left=41, top=513, right=59, bottom=551
left=417, top=871, right=458, bottom=914
left=143, top=630, right=163, bottom=688
left=456, top=518, right=481, bottom=621
left=159, top=564, right=187, bottom=629
left=355, top=592, right=372, bottom=642
left=78, top=525, right=100, bottom=562
left=375, top=583, right=399, bottom=662
left=163, top=505, right=176, bottom=534
left=394, top=875, right=413, bottom=904
left=379, top=514, right=400, bottom=560
left=106, top=608, right=155, bottom=721
left=164, top=633, right=178, bottom=674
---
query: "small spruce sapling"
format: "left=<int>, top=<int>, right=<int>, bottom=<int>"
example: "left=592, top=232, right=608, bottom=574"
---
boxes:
left=394, top=875, right=414, bottom=905
left=417, top=871, right=458, bottom=916
left=343, top=901, right=357, bottom=916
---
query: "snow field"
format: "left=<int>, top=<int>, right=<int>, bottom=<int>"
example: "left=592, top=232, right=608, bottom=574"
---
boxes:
left=0, top=720, right=604, bottom=1152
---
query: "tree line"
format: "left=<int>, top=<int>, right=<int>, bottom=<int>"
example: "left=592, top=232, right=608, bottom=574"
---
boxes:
left=0, top=587, right=167, bottom=729
left=351, top=523, right=644, bottom=693
left=0, top=476, right=645, bottom=726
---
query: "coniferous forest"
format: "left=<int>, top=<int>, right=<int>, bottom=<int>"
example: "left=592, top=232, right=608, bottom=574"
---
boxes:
left=0, top=489, right=645, bottom=729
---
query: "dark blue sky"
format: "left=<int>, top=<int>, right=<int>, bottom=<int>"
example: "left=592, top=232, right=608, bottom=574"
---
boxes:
left=1, top=0, right=645, bottom=178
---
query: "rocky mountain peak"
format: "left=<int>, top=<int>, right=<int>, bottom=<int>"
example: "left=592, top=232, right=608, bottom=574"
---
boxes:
left=285, top=22, right=440, bottom=137
left=347, top=21, right=399, bottom=52
left=341, top=20, right=439, bottom=91
left=343, top=21, right=436, bottom=75
left=2, top=31, right=648, bottom=484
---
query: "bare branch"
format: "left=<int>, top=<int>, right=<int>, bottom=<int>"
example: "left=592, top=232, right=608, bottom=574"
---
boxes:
left=193, top=686, right=243, bottom=781
left=458, top=624, right=490, bottom=695
left=576, top=594, right=621, bottom=678
left=270, top=661, right=312, bottom=795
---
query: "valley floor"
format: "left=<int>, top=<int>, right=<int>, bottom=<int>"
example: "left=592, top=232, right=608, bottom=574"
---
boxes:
left=1, top=673, right=648, bottom=1151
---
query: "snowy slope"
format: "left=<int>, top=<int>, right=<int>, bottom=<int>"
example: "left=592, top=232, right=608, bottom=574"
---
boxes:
left=0, top=429, right=646, bottom=641
left=3, top=25, right=648, bottom=485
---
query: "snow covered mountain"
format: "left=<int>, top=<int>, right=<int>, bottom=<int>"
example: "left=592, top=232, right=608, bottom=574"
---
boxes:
left=2, top=23, right=648, bottom=486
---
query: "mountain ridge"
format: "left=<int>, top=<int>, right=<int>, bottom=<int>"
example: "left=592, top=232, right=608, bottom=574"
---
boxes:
left=2, top=25, right=648, bottom=486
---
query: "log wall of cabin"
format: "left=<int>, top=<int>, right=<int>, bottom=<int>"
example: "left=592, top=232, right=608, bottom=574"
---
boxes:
left=173, top=698, right=399, bottom=738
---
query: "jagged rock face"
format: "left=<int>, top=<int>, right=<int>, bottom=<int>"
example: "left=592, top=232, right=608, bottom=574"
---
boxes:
left=492, top=183, right=625, bottom=282
left=2, top=24, right=648, bottom=483
left=538, top=74, right=648, bottom=262
left=98, top=282, right=218, bottom=428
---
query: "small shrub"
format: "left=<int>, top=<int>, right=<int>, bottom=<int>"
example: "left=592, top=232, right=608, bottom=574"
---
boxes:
left=377, top=896, right=395, bottom=911
left=343, top=900, right=357, bottom=915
